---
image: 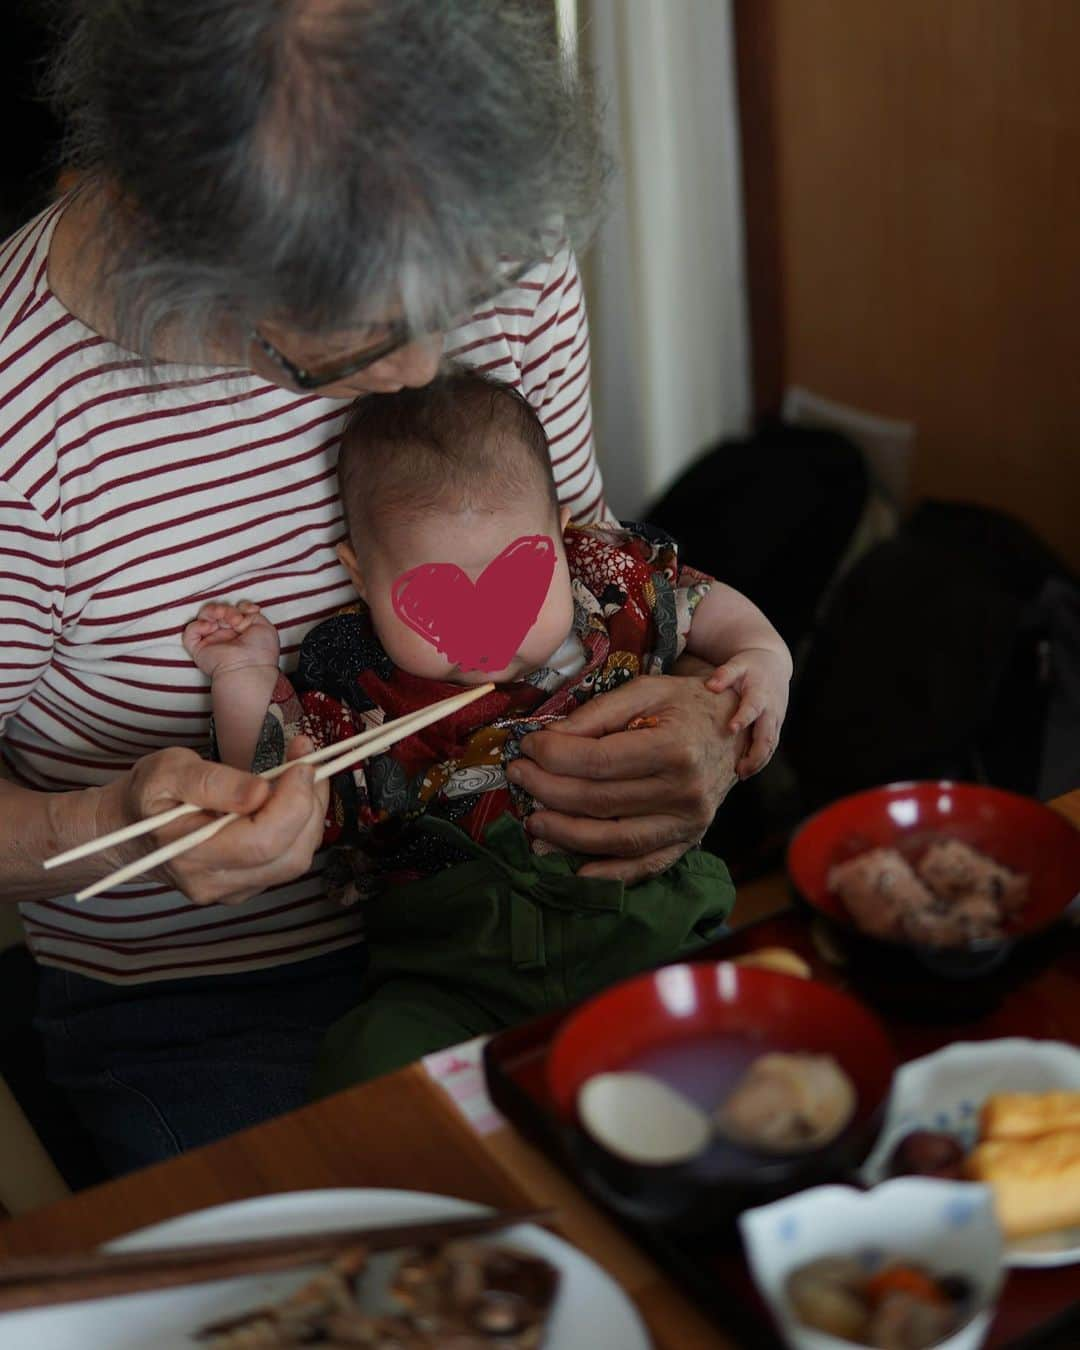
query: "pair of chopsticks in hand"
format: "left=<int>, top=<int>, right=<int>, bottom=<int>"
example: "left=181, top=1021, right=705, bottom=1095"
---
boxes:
left=43, top=683, right=495, bottom=903
left=0, top=1207, right=549, bottom=1315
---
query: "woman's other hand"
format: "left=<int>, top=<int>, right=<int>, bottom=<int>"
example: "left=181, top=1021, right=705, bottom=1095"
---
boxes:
left=508, top=675, right=747, bottom=883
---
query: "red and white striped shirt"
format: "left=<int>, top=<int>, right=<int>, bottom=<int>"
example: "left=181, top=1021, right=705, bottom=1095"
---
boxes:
left=1, top=199, right=606, bottom=983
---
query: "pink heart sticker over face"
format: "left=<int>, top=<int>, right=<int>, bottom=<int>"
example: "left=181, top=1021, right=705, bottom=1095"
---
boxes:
left=391, top=535, right=557, bottom=674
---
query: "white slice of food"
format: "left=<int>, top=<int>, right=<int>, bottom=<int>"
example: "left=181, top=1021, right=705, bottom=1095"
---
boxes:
left=578, top=1071, right=712, bottom=1166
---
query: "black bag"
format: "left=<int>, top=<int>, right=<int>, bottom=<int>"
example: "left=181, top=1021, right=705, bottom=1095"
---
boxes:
left=646, top=421, right=869, bottom=652
left=646, top=423, right=869, bottom=875
left=1035, top=576, right=1080, bottom=800
left=786, top=501, right=1076, bottom=811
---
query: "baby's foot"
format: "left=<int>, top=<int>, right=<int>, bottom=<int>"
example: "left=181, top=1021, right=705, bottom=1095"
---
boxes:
left=182, top=601, right=280, bottom=678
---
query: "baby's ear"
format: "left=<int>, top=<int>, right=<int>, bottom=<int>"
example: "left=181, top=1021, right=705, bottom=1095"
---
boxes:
left=558, top=503, right=573, bottom=532
left=336, top=542, right=367, bottom=599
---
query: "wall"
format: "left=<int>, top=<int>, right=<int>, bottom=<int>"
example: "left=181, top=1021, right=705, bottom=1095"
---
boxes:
left=735, top=0, right=1080, bottom=568
left=0, top=10, right=62, bottom=235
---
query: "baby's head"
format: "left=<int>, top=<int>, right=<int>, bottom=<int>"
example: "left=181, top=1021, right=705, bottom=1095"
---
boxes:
left=336, top=369, right=574, bottom=684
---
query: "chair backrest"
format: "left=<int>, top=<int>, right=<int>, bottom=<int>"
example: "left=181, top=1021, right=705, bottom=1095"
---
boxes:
left=0, top=1076, right=69, bottom=1214
left=0, top=904, right=71, bottom=1212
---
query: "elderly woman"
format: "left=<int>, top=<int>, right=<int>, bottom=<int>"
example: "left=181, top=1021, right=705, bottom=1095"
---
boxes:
left=0, top=0, right=741, bottom=1176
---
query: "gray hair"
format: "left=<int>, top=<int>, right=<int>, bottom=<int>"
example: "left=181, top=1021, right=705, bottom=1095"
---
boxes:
left=45, top=0, right=607, bottom=357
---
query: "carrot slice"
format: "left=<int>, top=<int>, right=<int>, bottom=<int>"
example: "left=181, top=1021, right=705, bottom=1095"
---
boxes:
left=865, top=1266, right=947, bottom=1307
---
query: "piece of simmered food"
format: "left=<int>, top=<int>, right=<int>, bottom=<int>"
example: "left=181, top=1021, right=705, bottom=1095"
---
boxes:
left=786, top=1256, right=869, bottom=1340
left=786, top=1255, right=975, bottom=1349
left=716, top=1052, right=856, bottom=1154
left=200, top=1241, right=559, bottom=1348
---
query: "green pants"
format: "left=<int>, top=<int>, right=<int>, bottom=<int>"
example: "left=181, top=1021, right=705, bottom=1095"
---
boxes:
left=312, top=814, right=735, bottom=1095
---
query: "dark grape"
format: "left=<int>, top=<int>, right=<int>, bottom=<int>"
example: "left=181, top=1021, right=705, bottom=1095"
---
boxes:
left=887, top=1129, right=966, bottom=1179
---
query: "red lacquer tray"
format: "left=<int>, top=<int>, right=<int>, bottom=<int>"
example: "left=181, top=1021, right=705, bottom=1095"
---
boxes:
left=483, top=910, right=1080, bottom=1350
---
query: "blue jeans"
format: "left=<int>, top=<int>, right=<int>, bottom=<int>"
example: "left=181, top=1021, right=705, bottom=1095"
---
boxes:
left=34, top=944, right=366, bottom=1178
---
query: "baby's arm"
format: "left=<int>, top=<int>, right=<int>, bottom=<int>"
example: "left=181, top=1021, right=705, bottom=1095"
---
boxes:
left=686, top=583, right=793, bottom=779
left=183, top=602, right=282, bottom=770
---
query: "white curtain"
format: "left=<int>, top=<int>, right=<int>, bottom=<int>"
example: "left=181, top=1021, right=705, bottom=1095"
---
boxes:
left=582, top=0, right=752, bottom=518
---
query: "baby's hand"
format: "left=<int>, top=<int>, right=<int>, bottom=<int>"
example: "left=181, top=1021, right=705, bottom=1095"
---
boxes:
left=182, top=601, right=280, bottom=680
left=705, top=647, right=791, bottom=779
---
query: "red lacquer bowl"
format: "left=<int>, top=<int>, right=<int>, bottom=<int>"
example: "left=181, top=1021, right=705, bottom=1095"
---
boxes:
left=547, top=962, right=896, bottom=1229
left=787, top=781, right=1080, bottom=992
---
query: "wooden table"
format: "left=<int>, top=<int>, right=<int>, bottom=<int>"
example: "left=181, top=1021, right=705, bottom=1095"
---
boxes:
left=1, top=789, right=1077, bottom=1350
left=0, top=1067, right=727, bottom=1348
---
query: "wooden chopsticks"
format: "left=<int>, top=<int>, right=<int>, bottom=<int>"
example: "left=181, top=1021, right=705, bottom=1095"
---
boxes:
left=0, top=1206, right=550, bottom=1314
left=43, top=682, right=494, bottom=903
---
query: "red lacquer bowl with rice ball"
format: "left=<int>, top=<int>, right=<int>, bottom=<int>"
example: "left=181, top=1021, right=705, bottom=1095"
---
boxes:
left=546, top=961, right=896, bottom=1231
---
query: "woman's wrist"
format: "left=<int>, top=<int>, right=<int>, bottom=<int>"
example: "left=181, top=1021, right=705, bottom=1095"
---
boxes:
left=45, top=775, right=135, bottom=876
left=671, top=652, right=716, bottom=680
left=0, top=774, right=134, bottom=903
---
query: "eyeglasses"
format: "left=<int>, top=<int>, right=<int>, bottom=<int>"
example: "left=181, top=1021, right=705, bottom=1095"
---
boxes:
left=251, top=257, right=537, bottom=392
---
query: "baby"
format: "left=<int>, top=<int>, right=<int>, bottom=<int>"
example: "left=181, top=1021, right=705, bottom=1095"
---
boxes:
left=184, top=370, right=791, bottom=1090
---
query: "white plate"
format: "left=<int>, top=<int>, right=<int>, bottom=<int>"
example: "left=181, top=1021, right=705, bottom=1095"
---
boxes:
left=860, top=1038, right=1080, bottom=1267
left=0, top=1188, right=651, bottom=1349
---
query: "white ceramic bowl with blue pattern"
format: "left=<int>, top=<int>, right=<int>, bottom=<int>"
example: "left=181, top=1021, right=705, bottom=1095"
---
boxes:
left=739, top=1179, right=1003, bottom=1350
left=859, top=1038, right=1080, bottom=1267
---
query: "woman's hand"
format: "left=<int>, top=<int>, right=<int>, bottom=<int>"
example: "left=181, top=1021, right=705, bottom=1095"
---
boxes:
left=99, top=737, right=328, bottom=906
left=508, top=675, right=747, bottom=883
